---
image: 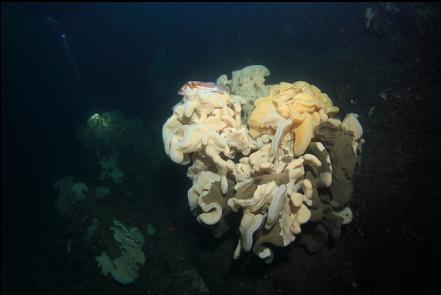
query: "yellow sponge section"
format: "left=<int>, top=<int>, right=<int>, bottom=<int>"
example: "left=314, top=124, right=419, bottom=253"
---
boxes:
left=247, top=81, right=340, bottom=156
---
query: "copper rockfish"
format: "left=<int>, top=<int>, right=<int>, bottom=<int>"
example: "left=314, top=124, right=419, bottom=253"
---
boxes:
left=178, top=81, right=226, bottom=96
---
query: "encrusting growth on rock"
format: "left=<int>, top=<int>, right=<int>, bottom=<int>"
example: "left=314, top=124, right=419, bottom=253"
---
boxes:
left=162, top=66, right=364, bottom=262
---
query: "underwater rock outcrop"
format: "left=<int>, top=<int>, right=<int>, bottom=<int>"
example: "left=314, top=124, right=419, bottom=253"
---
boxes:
left=99, top=154, right=125, bottom=184
left=162, top=66, right=364, bottom=262
left=54, top=176, right=88, bottom=215
left=77, top=111, right=155, bottom=182
left=77, top=111, right=151, bottom=157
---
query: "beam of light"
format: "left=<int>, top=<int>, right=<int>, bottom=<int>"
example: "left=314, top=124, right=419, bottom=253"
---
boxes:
left=60, top=33, right=88, bottom=99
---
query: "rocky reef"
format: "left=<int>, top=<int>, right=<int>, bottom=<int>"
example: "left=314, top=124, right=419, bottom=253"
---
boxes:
left=162, top=65, right=364, bottom=263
